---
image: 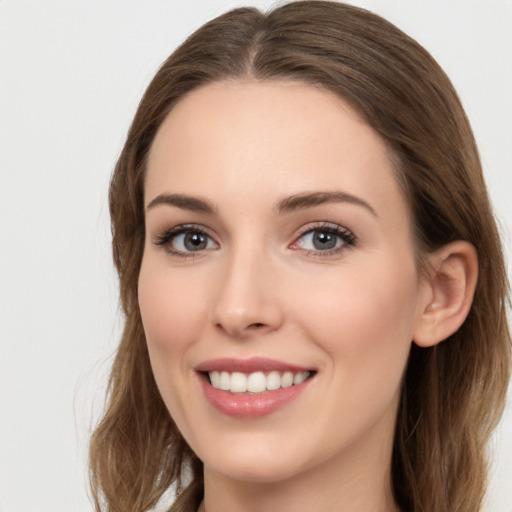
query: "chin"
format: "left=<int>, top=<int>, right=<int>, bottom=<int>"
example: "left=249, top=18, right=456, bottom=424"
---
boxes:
left=191, top=430, right=307, bottom=483
left=203, top=455, right=306, bottom=484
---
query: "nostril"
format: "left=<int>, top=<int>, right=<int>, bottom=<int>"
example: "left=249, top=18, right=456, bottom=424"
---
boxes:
left=249, top=323, right=265, bottom=328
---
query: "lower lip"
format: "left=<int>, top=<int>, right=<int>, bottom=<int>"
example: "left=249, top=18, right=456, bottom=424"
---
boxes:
left=199, top=375, right=312, bottom=418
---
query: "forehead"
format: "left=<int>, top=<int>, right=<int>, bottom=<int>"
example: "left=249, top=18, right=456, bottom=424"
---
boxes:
left=145, top=80, right=407, bottom=223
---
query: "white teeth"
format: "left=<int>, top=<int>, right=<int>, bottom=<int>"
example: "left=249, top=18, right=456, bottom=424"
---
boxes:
left=281, top=371, right=294, bottom=388
left=219, top=371, right=230, bottom=391
left=293, top=371, right=308, bottom=385
left=230, top=372, right=247, bottom=392
left=247, top=372, right=266, bottom=393
left=266, top=371, right=281, bottom=391
left=210, top=371, right=220, bottom=388
left=207, top=370, right=311, bottom=394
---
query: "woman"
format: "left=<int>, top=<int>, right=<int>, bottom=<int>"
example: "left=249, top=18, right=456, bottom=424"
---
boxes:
left=89, top=2, right=511, bottom=511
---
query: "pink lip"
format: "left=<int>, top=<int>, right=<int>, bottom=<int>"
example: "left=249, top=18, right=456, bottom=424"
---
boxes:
left=195, top=357, right=315, bottom=418
left=195, top=357, right=311, bottom=373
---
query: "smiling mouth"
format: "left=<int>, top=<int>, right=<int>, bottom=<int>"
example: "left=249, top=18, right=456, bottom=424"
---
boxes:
left=196, top=358, right=316, bottom=417
left=204, top=370, right=314, bottom=394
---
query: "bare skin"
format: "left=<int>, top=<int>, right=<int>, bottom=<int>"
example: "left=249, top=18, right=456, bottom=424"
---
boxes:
left=139, top=81, right=477, bottom=512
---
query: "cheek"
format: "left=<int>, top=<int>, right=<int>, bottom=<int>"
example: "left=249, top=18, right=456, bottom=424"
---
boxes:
left=138, top=257, right=213, bottom=425
left=137, top=257, right=211, bottom=385
left=139, top=260, right=202, bottom=344
left=301, top=258, right=419, bottom=380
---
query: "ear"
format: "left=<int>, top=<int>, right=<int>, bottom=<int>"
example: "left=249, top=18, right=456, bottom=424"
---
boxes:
left=413, top=241, right=478, bottom=348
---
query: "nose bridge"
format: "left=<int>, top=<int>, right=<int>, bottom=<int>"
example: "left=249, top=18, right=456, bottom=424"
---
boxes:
left=211, top=241, right=283, bottom=337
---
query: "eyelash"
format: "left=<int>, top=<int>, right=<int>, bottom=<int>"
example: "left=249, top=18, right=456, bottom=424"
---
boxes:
left=154, top=224, right=216, bottom=259
left=291, top=222, right=356, bottom=256
left=153, top=222, right=356, bottom=259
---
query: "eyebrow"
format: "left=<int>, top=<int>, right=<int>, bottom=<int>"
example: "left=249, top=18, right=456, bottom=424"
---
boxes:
left=146, top=193, right=217, bottom=214
left=146, top=190, right=377, bottom=217
left=275, top=191, right=377, bottom=217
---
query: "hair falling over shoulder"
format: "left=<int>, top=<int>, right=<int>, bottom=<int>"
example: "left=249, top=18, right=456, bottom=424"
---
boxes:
left=89, top=2, right=511, bottom=511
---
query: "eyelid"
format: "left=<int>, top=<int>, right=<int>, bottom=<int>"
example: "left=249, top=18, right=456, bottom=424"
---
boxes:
left=289, top=222, right=356, bottom=255
left=151, top=221, right=356, bottom=259
left=153, top=223, right=219, bottom=258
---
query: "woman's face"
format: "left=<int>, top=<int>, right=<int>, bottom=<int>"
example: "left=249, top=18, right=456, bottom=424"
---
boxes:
left=139, top=81, right=431, bottom=485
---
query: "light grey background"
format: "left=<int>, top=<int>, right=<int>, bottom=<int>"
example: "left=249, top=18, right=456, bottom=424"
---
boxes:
left=1, top=1, right=510, bottom=511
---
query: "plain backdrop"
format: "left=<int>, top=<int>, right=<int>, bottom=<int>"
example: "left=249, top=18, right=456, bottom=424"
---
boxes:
left=0, top=1, right=511, bottom=511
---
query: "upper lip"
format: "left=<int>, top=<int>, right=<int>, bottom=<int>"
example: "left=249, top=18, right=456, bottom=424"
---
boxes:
left=195, top=357, right=313, bottom=374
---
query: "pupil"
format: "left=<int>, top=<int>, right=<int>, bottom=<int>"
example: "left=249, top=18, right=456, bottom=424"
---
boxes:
left=185, top=232, right=207, bottom=251
left=313, top=231, right=336, bottom=250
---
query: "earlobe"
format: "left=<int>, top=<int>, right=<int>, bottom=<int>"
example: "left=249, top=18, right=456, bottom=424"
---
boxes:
left=413, top=241, right=478, bottom=348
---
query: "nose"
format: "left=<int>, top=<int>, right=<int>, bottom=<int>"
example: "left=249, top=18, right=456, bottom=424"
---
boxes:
left=210, top=248, right=284, bottom=339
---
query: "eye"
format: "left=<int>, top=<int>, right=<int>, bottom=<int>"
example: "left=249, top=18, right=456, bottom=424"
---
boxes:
left=154, top=225, right=218, bottom=256
left=291, top=223, right=356, bottom=254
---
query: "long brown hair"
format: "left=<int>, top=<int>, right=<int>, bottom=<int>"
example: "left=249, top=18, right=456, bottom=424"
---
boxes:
left=89, top=2, right=511, bottom=511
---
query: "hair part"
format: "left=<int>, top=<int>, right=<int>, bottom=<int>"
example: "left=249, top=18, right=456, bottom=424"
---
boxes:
left=90, top=2, right=511, bottom=511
